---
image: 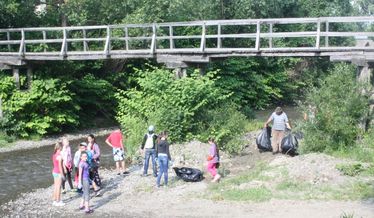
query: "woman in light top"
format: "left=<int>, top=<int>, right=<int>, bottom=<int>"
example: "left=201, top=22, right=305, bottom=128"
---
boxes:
left=264, top=107, right=291, bottom=154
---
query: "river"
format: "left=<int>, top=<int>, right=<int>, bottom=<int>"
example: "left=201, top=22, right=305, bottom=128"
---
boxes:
left=0, top=136, right=113, bottom=206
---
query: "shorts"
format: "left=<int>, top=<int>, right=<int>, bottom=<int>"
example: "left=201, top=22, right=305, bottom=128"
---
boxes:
left=113, top=148, right=125, bottom=162
left=52, top=172, right=61, bottom=179
left=82, top=179, right=90, bottom=201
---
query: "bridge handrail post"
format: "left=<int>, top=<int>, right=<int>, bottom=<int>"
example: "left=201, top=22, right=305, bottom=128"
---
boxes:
left=169, top=25, right=174, bottom=49
left=150, top=23, right=156, bottom=54
left=200, top=22, right=206, bottom=52
left=6, top=32, right=11, bottom=52
left=316, top=20, right=321, bottom=49
left=18, top=29, right=25, bottom=56
left=217, top=23, right=222, bottom=49
left=325, top=21, right=329, bottom=47
left=125, top=26, right=129, bottom=50
left=42, top=30, right=47, bottom=52
left=255, top=21, right=261, bottom=51
left=269, top=23, right=273, bottom=48
left=82, top=29, right=88, bottom=52
left=60, top=28, right=67, bottom=57
left=104, top=26, right=111, bottom=56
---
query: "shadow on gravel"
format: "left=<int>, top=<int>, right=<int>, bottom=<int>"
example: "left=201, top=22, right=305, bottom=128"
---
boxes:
left=93, top=192, right=121, bottom=210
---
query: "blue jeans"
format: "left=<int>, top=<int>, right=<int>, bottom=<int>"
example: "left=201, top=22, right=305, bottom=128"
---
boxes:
left=143, top=149, right=157, bottom=176
left=156, top=155, right=169, bottom=187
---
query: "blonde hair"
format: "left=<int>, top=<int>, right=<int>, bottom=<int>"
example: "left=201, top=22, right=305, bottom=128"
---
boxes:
left=54, top=141, right=62, bottom=154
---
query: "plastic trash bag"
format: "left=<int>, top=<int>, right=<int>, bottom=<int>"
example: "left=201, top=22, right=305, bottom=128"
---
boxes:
left=256, top=127, right=272, bottom=152
left=281, top=133, right=299, bottom=156
left=173, top=167, right=204, bottom=182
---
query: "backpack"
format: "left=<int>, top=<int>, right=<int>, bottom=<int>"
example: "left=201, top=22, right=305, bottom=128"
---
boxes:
left=144, top=133, right=155, bottom=149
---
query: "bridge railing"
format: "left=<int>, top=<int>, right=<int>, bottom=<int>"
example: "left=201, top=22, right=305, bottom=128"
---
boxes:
left=0, top=16, right=373, bottom=59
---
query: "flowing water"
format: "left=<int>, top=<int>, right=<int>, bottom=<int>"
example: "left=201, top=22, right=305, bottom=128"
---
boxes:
left=0, top=106, right=301, bottom=206
left=0, top=136, right=113, bottom=206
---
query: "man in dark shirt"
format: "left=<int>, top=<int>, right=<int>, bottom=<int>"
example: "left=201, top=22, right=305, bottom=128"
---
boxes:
left=140, top=125, right=158, bottom=177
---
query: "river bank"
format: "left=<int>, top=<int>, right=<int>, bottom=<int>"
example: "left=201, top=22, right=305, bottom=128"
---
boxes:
left=2, top=133, right=373, bottom=217
left=0, top=127, right=117, bottom=153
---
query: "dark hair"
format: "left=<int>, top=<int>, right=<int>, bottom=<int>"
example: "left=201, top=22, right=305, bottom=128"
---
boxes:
left=80, top=151, right=88, bottom=158
left=88, top=134, right=95, bottom=142
left=157, top=131, right=169, bottom=144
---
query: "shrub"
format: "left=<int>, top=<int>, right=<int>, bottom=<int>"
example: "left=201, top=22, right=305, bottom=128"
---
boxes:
left=115, top=67, right=248, bottom=154
left=1, top=78, right=80, bottom=137
left=299, top=63, right=369, bottom=153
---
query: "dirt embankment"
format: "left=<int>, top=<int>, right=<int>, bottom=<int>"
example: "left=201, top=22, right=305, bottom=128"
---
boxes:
left=1, top=131, right=374, bottom=217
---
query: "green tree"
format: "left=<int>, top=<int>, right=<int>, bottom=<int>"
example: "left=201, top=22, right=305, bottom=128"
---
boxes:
left=300, top=63, right=369, bottom=153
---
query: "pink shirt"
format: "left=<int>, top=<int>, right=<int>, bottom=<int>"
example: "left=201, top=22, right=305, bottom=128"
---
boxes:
left=52, top=151, right=61, bottom=174
left=61, top=146, right=72, bottom=169
left=106, top=131, right=123, bottom=148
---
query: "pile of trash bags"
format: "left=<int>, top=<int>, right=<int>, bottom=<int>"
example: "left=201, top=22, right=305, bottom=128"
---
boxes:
left=173, top=167, right=204, bottom=182
left=256, top=127, right=298, bottom=156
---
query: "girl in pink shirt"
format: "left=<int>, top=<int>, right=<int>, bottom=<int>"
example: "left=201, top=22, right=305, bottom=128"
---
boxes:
left=207, top=138, right=221, bottom=183
left=52, top=142, right=65, bottom=206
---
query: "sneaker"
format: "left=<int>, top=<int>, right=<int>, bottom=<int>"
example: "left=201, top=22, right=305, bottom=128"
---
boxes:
left=95, top=191, right=101, bottom=197
left=62, top=189, right=66, bottom=194
left=85, top=209, right=94, bottom=214
left=55, top=201, right=65, bottom=206
left=123, top=171, right=129, bottom=175
left=116, top=173, right=120, bottom=176
left=52, top=201, right=58, bottom=206
left=141, top=174, right=148, bottom=177
left=79, top=205, right=85, bottom=210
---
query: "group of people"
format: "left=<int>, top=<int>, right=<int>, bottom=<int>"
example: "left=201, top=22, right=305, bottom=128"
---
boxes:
left=51, top=126, right=222, bottom=214
left=51, top=134, right=101, bottom=214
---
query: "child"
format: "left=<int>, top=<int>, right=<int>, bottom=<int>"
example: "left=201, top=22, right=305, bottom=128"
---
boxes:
left=61, top=136, right=74, bottom=193
left=207, top=138, right=221, bottom=182
left=74, top=142, right=87, bottom=193
left=78, top=151, right=94, bottom=214
left=52, top=141, right=65, bottom=206
left=87, top=134, right=102, bottom=196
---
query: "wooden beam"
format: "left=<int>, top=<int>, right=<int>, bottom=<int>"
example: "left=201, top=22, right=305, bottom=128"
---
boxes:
left=13, top=68, right=20, bottom=89
left=27, top=67, right=33, bottom=89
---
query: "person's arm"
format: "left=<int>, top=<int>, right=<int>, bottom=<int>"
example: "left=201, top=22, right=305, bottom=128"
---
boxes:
left=140, top=134, right=147, bottom=150
left=120, top=134, right=127, bottom=152
left=78, top=163, right=83, bottom=188
left=284, top=114, right=291, bottom=129
left=57, top=155, right=65, bottom=180
left=166, top=142, right=171, bottom=161
left=105, top=135, right=113, bottom=148
left=264, top=114, right=273, bottom=128
left=93, top=144, right=100, bottom=160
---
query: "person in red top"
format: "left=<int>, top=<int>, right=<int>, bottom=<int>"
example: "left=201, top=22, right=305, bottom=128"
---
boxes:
left=105, top=128, right=127, bottom=175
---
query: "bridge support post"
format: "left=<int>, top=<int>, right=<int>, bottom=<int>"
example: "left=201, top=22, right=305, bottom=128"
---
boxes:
left=355, top=61, right=374, bottom=131
left=27, top=67, right=33, bottom=89
left=174, top=68, right=187, bottom=79
left=12, top=68, right=20, bottom=89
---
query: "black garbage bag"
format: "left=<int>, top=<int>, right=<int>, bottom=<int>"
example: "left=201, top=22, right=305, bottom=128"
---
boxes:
left=173, top=167, right=204, bottom=182
left=281, top=133, right=299, bottom=156
left=256, top=127, right=272, bottom=152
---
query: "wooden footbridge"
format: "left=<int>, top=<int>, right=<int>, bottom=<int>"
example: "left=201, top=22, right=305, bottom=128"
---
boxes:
left=0, top=16, right=373, bottom=70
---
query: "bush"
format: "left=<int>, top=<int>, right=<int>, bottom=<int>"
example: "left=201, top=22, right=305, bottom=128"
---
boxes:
left=299, top=63, right=369, bottom=153
left=1, top=78, right=80, bottom=137
left=115, top=67, right=248, bottom=154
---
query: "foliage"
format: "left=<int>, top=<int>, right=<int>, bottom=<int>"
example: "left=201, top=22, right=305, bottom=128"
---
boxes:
left=336, top=163, right=365, bottom=177
left=116, top=67, right=249, bottom=155
left=299, top=63, right=369, bottom=153
left=69, top=74, right=117, bottom=123
left=0, top=78, right=80, bottom=137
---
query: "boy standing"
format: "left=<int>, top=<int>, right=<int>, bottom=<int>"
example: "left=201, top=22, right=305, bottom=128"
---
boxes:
left=105, top=128, right=127, bottom=175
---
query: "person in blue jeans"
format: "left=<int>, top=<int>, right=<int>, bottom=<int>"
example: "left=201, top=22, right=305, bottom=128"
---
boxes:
left=156, top=131, right=171, bottom=188
left=140, top=125, right=158, bottom=177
